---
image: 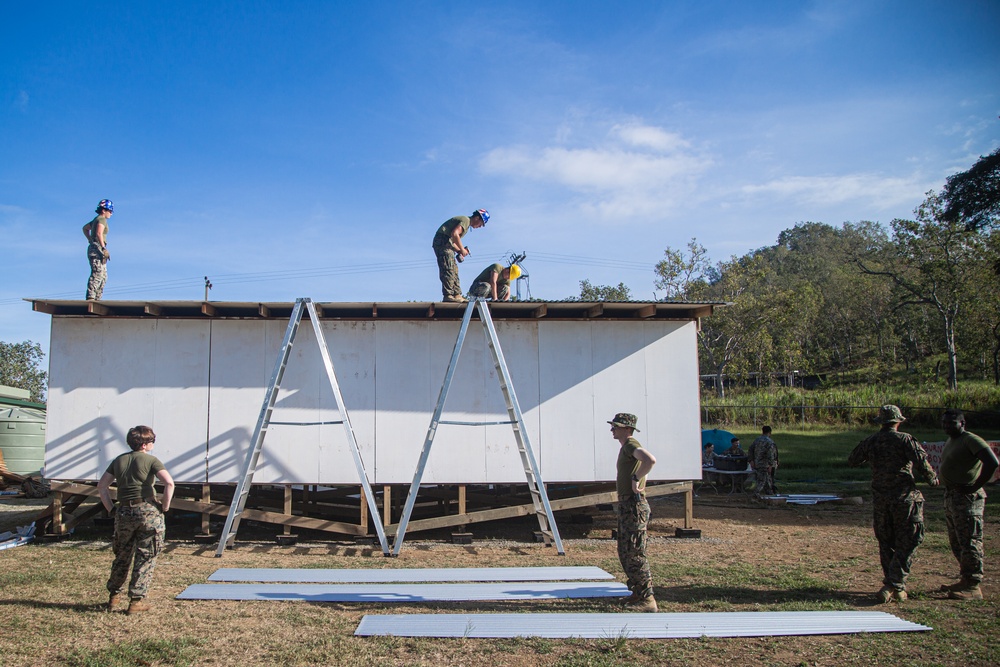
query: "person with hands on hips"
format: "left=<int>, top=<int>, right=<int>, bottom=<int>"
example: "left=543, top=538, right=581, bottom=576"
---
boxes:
left=609, top=412, right=658, bottom=612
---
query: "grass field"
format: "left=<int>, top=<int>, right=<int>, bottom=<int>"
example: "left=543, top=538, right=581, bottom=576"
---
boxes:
left=1, top=426, right=998, bottom=666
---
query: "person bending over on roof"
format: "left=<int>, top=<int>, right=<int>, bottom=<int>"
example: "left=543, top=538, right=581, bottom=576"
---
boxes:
left=468, top=263, right=520, bottom=301
left=432, top=209, right=488, bottom=303
left=98, top=425, right=174, bottom=615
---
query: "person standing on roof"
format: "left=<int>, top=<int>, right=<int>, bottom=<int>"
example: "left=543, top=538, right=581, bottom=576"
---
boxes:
left=468, top=263, right=520, bottom=301
left=432, top=209, right=488, bottom=303
left=848, top=405, right=938, bottom=604
left=82, top=199, right=114, bottom=300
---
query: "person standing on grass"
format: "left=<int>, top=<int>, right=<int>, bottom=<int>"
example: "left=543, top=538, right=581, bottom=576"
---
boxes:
left=98, top=425, right=174, bottom=615
left=848, top=405, right=938, bottom=603
left=748, top=425, right=779, bottom=496
left=938, top=408, right=999, bottom=600
left=608, top=412, right=658, bottom=613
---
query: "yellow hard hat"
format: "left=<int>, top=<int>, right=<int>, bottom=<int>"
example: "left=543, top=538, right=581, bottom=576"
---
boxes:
left=508, top=264, right=522, bottom=280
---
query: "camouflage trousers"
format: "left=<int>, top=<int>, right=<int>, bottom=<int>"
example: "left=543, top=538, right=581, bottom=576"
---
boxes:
left=86, top=243, right=107, bottom=300
left=617, top=494, right=652, bottom=598
left=432, top=237, right=461, bottom=299
left=468, top=282, right=509, bottom=301
left=753, top=466, right=776, bottom=496
left=107, top=502, right=165, bottom=600
left=872, top=490, right=925, bottom=589
left=944, top=487, right=986, bottom=583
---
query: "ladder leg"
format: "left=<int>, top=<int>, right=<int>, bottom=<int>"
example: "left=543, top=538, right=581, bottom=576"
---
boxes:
left=392, top=299, right=478, bottom=556
left=214, top=299, right=306, bottom=557
left=305, top=301, right=390, bottom=556
left=476, top=300, right=565, bottom=554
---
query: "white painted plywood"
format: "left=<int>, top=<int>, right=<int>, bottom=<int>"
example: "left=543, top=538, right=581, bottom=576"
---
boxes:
left=45, top=313, right=703, bottom=485
left=45, top=318, right=209, bottom=482
left=538, top=322, right=595, bottom=481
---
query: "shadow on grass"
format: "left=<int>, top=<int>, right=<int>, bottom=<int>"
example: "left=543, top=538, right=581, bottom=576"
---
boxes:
left=657, top=584, right=887, bottom=608
left=0, top=598, right=112, bottom=613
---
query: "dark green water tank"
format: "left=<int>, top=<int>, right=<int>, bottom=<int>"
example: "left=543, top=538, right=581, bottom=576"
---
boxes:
left=0, top=406, right=46, bottom=476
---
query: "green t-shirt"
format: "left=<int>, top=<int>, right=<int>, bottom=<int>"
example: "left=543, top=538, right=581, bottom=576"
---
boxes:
left=87, top=216, right=109, bottom=244
left=940, top=431, right=990, bottom=488
left=472, top=263, right=508, bottom=286
left=616, top=437, right=647, bottom=497
left=106, top=450, right=165, bottom=503
left=435, top=215, right=471, bottom=240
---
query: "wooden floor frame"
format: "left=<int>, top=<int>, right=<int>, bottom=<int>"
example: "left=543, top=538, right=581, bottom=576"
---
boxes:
left=37, top=480, right=694, bottom=541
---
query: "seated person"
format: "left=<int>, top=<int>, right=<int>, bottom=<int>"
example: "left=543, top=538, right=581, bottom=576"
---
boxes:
left=702, top=443, right=716, bottom=467
left=724, top=438, right=745, bottom=457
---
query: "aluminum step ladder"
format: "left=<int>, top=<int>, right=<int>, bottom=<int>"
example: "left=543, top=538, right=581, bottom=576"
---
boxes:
left=215, top=298, right=389, bottom=557
left=392, top=297, right=564, bottom=556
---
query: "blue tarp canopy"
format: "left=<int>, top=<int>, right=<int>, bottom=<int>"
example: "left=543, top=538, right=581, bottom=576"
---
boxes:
left=702, top=429, right=736, bottom=454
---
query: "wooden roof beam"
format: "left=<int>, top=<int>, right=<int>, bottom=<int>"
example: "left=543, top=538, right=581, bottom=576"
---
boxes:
left=633, top=304, right=657, bottom=319
left=143, top=303, right=162, bottom=317
left=585, top=304, right=603, bottom=318
left=87, top=302, right=111, bottom=316
left=201, top=303, right=217, bottom=317
left=531, top=303, right=548, bottom=319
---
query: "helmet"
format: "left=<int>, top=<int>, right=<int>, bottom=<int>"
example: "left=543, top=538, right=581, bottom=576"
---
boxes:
left=474, top=208, right=490, bottom=224
left=508, top=264, right=522, bottom=280
left=97, top=199, right=114, bottom=213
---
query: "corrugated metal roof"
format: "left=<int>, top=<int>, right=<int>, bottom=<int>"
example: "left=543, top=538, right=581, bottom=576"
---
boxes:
left=354, top=611, right=931, bottom=638
left=176, top=582, right=629, bottom=602
left=27, top=298, right=721, bottom=321
left=208, top=566, right=615, bottom=583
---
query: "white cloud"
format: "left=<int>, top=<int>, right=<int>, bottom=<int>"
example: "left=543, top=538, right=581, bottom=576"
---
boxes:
left=480, top=122, right=712, bottom=219
left=739, top=173, right=931, bottom=211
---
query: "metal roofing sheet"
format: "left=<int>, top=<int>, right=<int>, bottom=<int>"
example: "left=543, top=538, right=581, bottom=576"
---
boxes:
left=176, top=582, right=629, bottom=602
left=354, top=611, right=931, bottom=638
left=208, top=566, right=615, bottom=583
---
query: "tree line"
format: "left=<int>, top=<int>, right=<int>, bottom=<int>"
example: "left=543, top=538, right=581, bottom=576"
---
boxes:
left=577, top=149, right=1000, bottom=396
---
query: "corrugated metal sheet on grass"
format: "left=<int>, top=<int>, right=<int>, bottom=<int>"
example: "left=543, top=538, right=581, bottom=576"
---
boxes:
left=177, top=581, right=629, bottom=602
left=354, top=611, right=931, bottom=638
left=208, top=566, right=615, bottom=583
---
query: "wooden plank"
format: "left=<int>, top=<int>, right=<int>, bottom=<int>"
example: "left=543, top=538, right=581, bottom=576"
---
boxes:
left=87, top=302, right=111, bottom=316
left=634, top=304, right=656, bottom=319
left=585, top=304, right=603, bottom=318
left=144, top=303, right=162, bottom=316
left=258, top=304, right=271, bottom=318
left=531, top=304, right=548, bottom=319
left=201, top=303, right=217, bottom=316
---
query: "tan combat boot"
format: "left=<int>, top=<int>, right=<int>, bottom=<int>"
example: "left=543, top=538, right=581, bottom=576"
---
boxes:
left=893, top=589, right=907, bottom=602
left=127, top=598, right=152, bottom=615
left=626, top=595, right=658, bottom=613
left=947, top=579, right=983, bottom=600
left=106, top=593, right=120, bottom=612
left=877, top=585, right=894, bottom=604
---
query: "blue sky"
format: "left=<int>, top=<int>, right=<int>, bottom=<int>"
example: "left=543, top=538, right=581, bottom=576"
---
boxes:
left=2, top=1, right=998, bottom=355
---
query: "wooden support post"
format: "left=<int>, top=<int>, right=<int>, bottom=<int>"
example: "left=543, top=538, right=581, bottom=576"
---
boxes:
left=283, top=485, right=293, bottom=535
left=458, top=485, right=467, bottom=516
left=201, top=484, right=211, bottom=535
left=359, top=484, right=368, bottom=530
left=52, top=491, right=64, bottom=534
left=684, top=486, right=694, bottom=529
left=383, top=485, right=391, bottom=527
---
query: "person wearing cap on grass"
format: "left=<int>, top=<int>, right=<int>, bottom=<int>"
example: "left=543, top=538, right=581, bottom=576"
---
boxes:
left=848, top=405, right=938, bottom=603
left=98, top=425, right=175, bottom=615
left=938, top=408, right=999, bottom=600
left=82, top=199, right=114, bottom=300
left=608, top=412, right=658, bottom=612
left=432, top=209, right=489, bottom=303
left=468, top=262, right=520, bottom=301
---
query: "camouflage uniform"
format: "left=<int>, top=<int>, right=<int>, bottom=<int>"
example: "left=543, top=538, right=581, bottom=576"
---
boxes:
left=748, top=435, right=778, bottom=495
left=616, top=431, right=653, bottom=600
left=85, top=215, right=108, bottom=300
left=432, top=216, right=471, bottom=300
left=848, top=428, right=937, bottom=591
left=944, top=488, right=986, bottom=583
left=107, top=501, right=165, bottom=600
left=617, top=494, right=652, bottom=599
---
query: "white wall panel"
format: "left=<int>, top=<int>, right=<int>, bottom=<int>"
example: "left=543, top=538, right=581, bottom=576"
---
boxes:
left=537, top=322, right=595, bottom=482
left=45, top=313, right=703, bottom=486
